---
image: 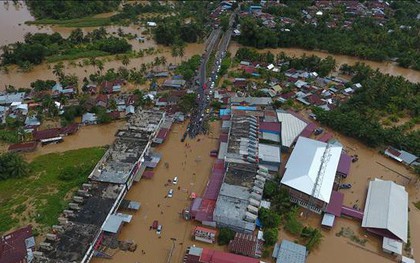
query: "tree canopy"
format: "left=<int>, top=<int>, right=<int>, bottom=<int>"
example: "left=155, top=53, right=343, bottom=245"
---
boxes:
left=26, top=0, right=122, bottom=20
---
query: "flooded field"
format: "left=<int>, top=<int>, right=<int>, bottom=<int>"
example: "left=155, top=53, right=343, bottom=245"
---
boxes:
left=24, top=121, right=124, bottom=161
left=91, top=121, right=223, bottom=263
left=229, top=42, right=420, bottom=83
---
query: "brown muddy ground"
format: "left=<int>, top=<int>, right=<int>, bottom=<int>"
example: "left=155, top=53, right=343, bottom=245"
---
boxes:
left=91, top=121, right=224, bottom=263
left=24, top=121, right=124, bottom=161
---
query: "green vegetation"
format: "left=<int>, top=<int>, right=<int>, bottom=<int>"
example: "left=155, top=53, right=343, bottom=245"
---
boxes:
left=27, top=16, right=113, bottom=27
left=217, top=227, right=235, bottom=245
left=1, top=28, right=131, bottom=67
left=0, top=153, right=29, bottom=181
left=175, top=55, right=201, bottom=81
left=0, top=147, right=106, bottom=234
left=0, top=129, right=19, bottom=144
left=258, top=207, right=281, bottom=229
left=284, top=207, right=304, bottom=235
left=414, top=201, right=420, bottom=210
left=26, top=0, right=121, bottom=20
left=237, top=1, right=420, bottom=69
left=178, top=93, right=198, bottom=114
left=314, top=63, right=420, bottom=155
left=263, top=228, right=279, bottom=246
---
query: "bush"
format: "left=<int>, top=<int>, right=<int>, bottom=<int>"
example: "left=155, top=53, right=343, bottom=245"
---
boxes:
left=284, top=208, right=304, bottom=235
left=217, top=227, right=235, bottom=245
left=58, top=166, right=79, bottom=181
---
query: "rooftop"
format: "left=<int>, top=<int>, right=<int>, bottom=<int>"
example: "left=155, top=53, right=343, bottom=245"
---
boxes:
left=276, top=110, right=308, bottom=148
left=281, top=136, right=342, bottom=203
left=273, top=240, right=307, bottom=263
left=362, top=180, right=408, bottom=242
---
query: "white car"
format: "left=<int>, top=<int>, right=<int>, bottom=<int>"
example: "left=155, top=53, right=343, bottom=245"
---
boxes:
left=168, top=189, right=174, bottom=198
left=156, top=225, right=162, bottom=234
left=173, top=177, right=178, bottom=185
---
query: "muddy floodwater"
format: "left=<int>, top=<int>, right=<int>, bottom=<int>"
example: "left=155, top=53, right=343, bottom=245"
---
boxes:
left=91, top=121, right=223, bottom=263
left=24, top=121, right=124, bottom=161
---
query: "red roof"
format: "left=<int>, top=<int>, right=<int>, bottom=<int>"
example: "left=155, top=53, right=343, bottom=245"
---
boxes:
left=200, top=248, right=260, bottom=263
left=96, top=94, right=109, bottom=104
left=326, top=191, right=344, bottom=216
left=300, top=122, right=317, bottom=138
left=142, top=171, right=155, bottom=179
left=341, top=205, right=364, bottom=220
left=0, top=226, right=33, bottom=263
left=228, top=233, right=258, bottom=258
left=60, top=123, right=79, bottom=135
left=156, top=128, right=170, bottom=140
left=33, top=128, right=60, bottom=141
left=318, top=132, right=333, bottom=142
left=8, top=141, right=37, bottom=152
left=259, top=122, right=281, bottom=133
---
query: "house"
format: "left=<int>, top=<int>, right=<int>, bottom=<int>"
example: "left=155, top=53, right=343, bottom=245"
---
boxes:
left=233, top=78, right=248, bottom=88
left=362, top=180, right=408, bottom=243
left=96, top=94, right=109, bottom=108
left=82, top=113, right=97, bottom=125
left=60, top=123, right=79, bottom=136
left=272, top=240, right=307, bottom=263
left=193, top=226, right=217, bottom=244
left=99, top=80, right=123, bottom=94
left=162, top=79, right=186, bottom=89
left=228, top=232, right=262, bottom=258
left=0, top=92, right=25, bottom=105
left=8, top=141, right=37, bottom=153
left=384, top=146, right=419, bottom=166
left=183, top=246, right=264, bottom=263
left=33, top=128, right=61, bottom=141
left=146, top=21, right=157, bottom=27
left=0, top=226, right=35, bottom=263
left=276, top=110, right=309, bottom=151
left=280, top=137, right=342, bottom=214
left=155, top=97, right=168, bottom=107
left=258, top=144, right=281, bottom=172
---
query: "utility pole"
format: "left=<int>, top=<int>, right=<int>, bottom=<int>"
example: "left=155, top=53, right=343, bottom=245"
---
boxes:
left=166, top=237, right=177, bottom=263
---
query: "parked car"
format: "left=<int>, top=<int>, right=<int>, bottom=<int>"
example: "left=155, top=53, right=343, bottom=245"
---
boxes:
left=168, top=189, right=174, bottom=198
left=173, top=177, right=178, bottom=185
left=156, top=224, right=162, bottom=234
left=151, top=220, right=158, bottom=229
left=339, top=183, right=352, bottom=189
left=314, top=128, right=323, bottom=135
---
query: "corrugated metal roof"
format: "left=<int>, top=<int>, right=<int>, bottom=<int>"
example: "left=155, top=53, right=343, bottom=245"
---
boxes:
left=362, top=180, right=408, bottom=242
left=281, top=137, right=342, bottom=203
left=275, top=240, right=307, bottom=263
left=276, top=110, right=308, bottom=148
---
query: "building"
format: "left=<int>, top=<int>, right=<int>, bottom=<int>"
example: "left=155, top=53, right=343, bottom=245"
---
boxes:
left=193, top=226, right=217, bottom=244
left=362, top=180, right=408, bottom=243
left=34, top=110, right=164, bottom=263
left=384, top=146, right=419, bottom=166
left=228, top=232, right=262, bottom=258
left=162, top=79, right=186, bottom=89
left=272, top=240, right=307, bottom=263
left=0, top=226, right=35, bottom=263
left=280, top=137, right=342, bottom=214
left=183, top=246, right=265, bottom=263
left=258, top=143, right=281, bottom=172
left=8, top=141, right=37, bottom=153
left=276, top=110, right=309, bottom=151
left=230, top=96, right=272, bottom=106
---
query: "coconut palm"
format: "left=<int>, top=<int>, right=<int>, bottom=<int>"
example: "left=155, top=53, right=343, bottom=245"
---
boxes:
left=171, top=45, right=179, bottom=65
left=52, top=62, right=65, bottom=80
left=122, top=55, right=130, bottom=67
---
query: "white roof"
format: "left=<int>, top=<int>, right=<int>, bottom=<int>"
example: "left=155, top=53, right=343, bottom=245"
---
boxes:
left=382, top=237, right=402, bottom=255
left=276, top=110, right=308, bottom=148
left=258, top=143, right=281, bottom=163
left=321, top=213, right=335, bottom=227
left=281, top=137, right=342, bottom=203
left=362, top=180, right=408, bottom=242
left=402, top=256, right=416, bottom=263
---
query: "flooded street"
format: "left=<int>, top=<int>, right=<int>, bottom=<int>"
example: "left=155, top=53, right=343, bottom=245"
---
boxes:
left=92, top=121, right=223, bottom=263
left=229, top=42, right=420, bottom=83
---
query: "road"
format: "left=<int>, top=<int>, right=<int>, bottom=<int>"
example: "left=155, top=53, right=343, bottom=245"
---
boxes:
left=185, top=9, right=236, bottom=139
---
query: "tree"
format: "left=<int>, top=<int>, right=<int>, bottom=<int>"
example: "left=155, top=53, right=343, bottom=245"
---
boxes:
left=122, top=55, right=130, bottom=67
left=69, top=28, right=84, bottom=44
left=263, top=228, right=278, bottom=246
left=258, top=207, right=281, bottom=229
left=171, top=45, right=179, bottom=64
left=52, top=62, right=65, bottom=80
left=263, top=180, right=279, bottom=199
left=217, top=227, right=235, bottom=245
left=271, top=188, right=293, bottom=215
left=96, top=59, right=104, bottom=75
left=0, top=153, right=29, bottom=180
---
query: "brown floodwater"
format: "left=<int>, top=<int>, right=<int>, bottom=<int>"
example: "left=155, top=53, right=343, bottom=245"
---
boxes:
left=91, top=121, right=223, bottom=263
left=24, top=121, right=124, bottom=161
left=229, top=42, right=420, bottom=83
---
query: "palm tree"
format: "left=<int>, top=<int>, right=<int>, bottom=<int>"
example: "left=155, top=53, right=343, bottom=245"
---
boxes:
left=171, top=45, right=179, bottom=65
left=3, top=153, right=29, bottom=179
left=160, top=56, right=167, bottom=66
left=52, top=62, right=65, bottom=80
left=89, top=57, right=97, bottom=72
left=178, top=43, right=185, bottom=62
left=96, top=59, right=104, bottom=75
left=122, top=55, right=130, bottom=67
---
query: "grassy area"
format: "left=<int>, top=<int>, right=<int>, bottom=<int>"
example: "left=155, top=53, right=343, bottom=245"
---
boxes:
left=0, top=147, right=106, bottom=235
left=26, top=17, right=113, bottom=27
left=46, top=50, right=110, bottom=63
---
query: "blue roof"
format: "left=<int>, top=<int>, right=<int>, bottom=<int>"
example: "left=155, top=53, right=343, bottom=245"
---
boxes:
left=219, top=109, right=231, bottom=116
left=275, top=240, right=307, bottom=263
